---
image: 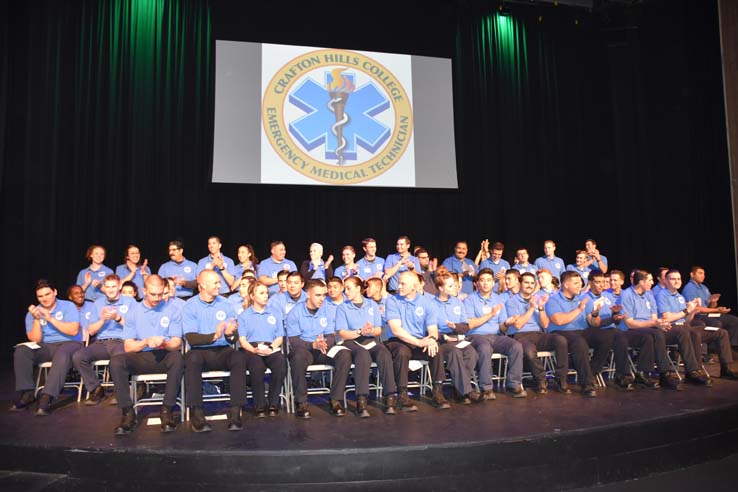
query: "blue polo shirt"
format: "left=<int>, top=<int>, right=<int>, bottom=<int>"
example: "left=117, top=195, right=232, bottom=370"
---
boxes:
left=158, top=259, right=197, bottom=298
left=115, top=264, right=151, bottom=297
left=617, top=287, right=656, bottom=322
left=512, top=263, right=538, bottom=275
left=238, top=306, right=283, bottom=343
left=267, top=291, right=306, bottom=318
left=181, top=295, right=236, bottom=348
left=231, top=262, right=257, bottom=282
left=167, top=296, right=186, bottom=314
left=228, top=294, right=248, bottom=316
left=534, top=256, right=565, bottom=279
left=441, top=256, right=478, bottom=294
left=479, top=258, right=511, bottom=278
left=681, top=280, right=711, bottom=306
left=383, top=254, right=422, bottom=292
left=565, top=265, right=591, bottom=287
left=584, top=291, right=618, bottom=330
left=335, top=299, right=382, bottom=332
left=197, top=255, right=236, bottom=295
left=385, top=293, right=438, bottom=339
left=76, top=265, right=115, bottom=301
left=334, top=264, right=358, bottom=280
left=286, top=302, right=332, bottom=341
left=656, top=289, right=688, bottom=325
left=258, top=257, right=297, bottom=296
left=433, top=295, right=468, bottom=335
left=306, top=260, right=329, bottom=281
left=463, top=291, right=508, bottom=336
left=605, top=289, right=622, bottom=304
left=504, top=293, right=542, bottom=335
left=323, top=298, right=343, bottom=334
left=545, top=291, right=587, bottom=332
left=357, top=256, right=385, bottom=279
left=588, top=254, right=608, bottom=270
left=88, top=295, right=137, bottom=340
left=25, top=299, right=82, bottom=343
left=122, top=300, right=183, bottom=351
left=78, top=301, right=94, bottom=331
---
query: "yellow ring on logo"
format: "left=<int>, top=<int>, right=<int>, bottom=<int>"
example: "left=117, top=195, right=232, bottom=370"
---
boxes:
left=262, top=49, right=413, bottom=185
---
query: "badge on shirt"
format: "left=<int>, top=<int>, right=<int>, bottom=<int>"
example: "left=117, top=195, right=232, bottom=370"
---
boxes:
left=267, top=315, right=276, bottom=325
left=160, top=316, right=170, bottom=328
left=482, top=305, right=492, bottom=314
left=98, top=271, right=106, bottom=277
left=216, top=310, right=226, bottom=321
left=54, top=311, right=64, bottom=321
left=119, top=305, right=129, bottom=314
left=415, top=306, right=424, bottom=316
left=320, top=317, right=328, bottom=327
left=184, top=266, right=192, bottom=273
left=555, top=263, right=561, bottom=269
left=453, top=306, right=462, bottom=316
left=368, top=307, right=374, bottom=316
left=206, top=263, right=213, bottom=270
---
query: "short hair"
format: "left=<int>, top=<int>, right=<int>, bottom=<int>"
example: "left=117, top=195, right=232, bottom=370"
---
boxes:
left=585, top=238, right=597, bottom=245
left=276, top=270, right=290, bottom=280
left=520, top=272, right=536, bottom=283
left=505, top=269, right=521, bottom=280
left=575, top=249, right=588, bottom=258
left=169, top=240, right=184, bottom=250
left=610, top=269, right=625, bottom=281
left=476, top=268, right=495, bottom=280
left=35, top=279, right=55, bottom=292
left=270, top=240, right=285, bottom=249
left=589, top=270, right=606, bottom=282
left=560, top=271, right=581, bottom=284
left=632, top=269, right=651, bottom=284
left=657, top=266, right=669, bottom=275
left=516, top=248, right=528, bottom=256
left=85, top=244, right=106, bottom=261
left=66, top=285, right=82, bottom=297
left=341, top=245, right=355, bottom=254
left=666, top=268, right=681, bottom=278
left=286, top=271, right=303, bottom=282
left=415, top=247, right=428, bottom=257
left=362, top=237, right=377, bottom=247
left=397, top=235, right=411, bottom=244
left=537, top=268, right=552, bottom=276
left=327, top=276, right=344, bottom=285
left=364, top=277, right=384, bottom=292
left=103, top=274, right=121, bottom=283
left=543, top=240, right=555, bottom=247
left=455, top=241, right=468, bottom=248
left=121, top=280, right=139, bottom=297
left=491, top=242, right=505, bottom=251
left=208, top=236, right=221, bottom=244
left=690, top=265, right=704, bottom=274
left=305, top=279, right=327, bottom=292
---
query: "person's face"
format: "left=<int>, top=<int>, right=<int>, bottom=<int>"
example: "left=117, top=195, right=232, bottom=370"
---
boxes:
left=491, top=249, right=503, bottom=261
left=121, top=285, right=136, bottom=298
left=365, top=281, right=381, bottom=299
left=396, top=239, right=409, bottom=255
left=439, top=277, right=458, bottom=297
left=563, top=276, right=583, bottom=297
left=516, top=250, right=529, bottom=263
left=640, top=274, right=654, bottom=291
left=543, top=242, right=555, bottom=257
left=272, top=243, right=286, bottom=261
left=477, top=273, right=495, bottom=295
left=91, top=247, right=105, bottom=264
left=102, top=279, right=121, bottom=300
left=328, top=281, right=343, bottom=300
left=603, top=277, right=611, bottom=289
left=306, top=285, right=327, bottom=310
left=610, top=274, right=624, bottom=290
left=504, top=273, right=519, bottom=291
left=286, top=276, right=304, bottom=297
left=126, top=247, right=141, bottom=264
left=251, top=284, right=269, bottom=307
left=239, top=278, right=252, bottom=298
left=199, top=273, right=221, bottom=298
left=309, top=244, right=322, bottom=259
left=36, top=287, right=57, bottom=308
left=575, top=253, right=587, bottom=267
left=417, top=251, right=430, bottom=269
left=585, top=241, right=596, bottom=253
left=537, top=271, right=552, bottom=289
left=277, top=274, right=288, bottom=293
left=454, top=243, right=468, bottom=260
left=364, top=241, right=377, bottom=258
left=168, top=244, right=184, bottom=262
left=68, top=286, right=84, bottom=306
left=237, top=246, right=251, bottom=264
left=341, top=248, right=355, bottom=264
left=143, top=282, right=165, bottom=308
left=208, top=238, right=221, bottom=256
left=691, top=269, right=705, bottom=284
left=589, top=277, right=604, bottom=295
left=520, top=276, right=536, bottom=296
left=667, top=273, right=682, bottom=291
left=343, top=281, right=362, bottom=302
left=397, top=273, right=418, bottom=297
left=166, top=279, right=176, bottom=299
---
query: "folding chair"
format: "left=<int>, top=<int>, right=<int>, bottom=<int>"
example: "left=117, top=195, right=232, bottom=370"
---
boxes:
left=343, top=362, right=382, bottom=407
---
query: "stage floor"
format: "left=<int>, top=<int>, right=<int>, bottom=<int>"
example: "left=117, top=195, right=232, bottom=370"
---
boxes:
left=2, top=362, right=738, bottom=490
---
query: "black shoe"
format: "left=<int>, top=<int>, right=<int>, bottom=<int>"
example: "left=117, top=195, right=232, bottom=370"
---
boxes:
left=34, top=394, right=52, bottom=416
left=227, top=407, right=243, bottom=431
left=384, top=394, right=397, bottom=415
left=295, top=402, right=311, bottom=419
left=721, top=365, right=738, bottom=380
left=554, top=378, right=572, bottom=395
left=432, top=384, right=451, bottom=409
left=685, top=370, right=712, bottom=387
left=457, top=390, right=472, bottom=405
left=398, top=389, right=418, bottom=411
left=467, top=390, right=484, bottom=403
left=582, top=385, right=597, bottom=397
left=330, top=399, right=345, bottom=417
left=660, top=372, right=683, bottom=391
left=10, top=390, right=35, bottom=411
left=614, top=374, right=635, bottom=391
left=634, top=371, right=660, bottom=389
left=702, top=354, right=716, bottom=364
left=160, top=406, right=177, bottom=433
left=507, top=385, right=528, bottom=398
left=534, top=381, right=548, bottom=394
left=482, top=389, right=497, bottom=401
left=268, top=404, right=279, bottom=417
left=114, top=407, right=137, bottom=436
left=85, top=386, right=106, bottom=406
left=190, top=406, right=212, bottom=432
left=254, top=406, right=267, bottom=418
left=356, top=395, right=370, bottom=418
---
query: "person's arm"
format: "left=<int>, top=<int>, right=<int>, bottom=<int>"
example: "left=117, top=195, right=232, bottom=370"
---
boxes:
left=549, top=298, right=588, bottom=326
left=388, top=319, right=432, bottom=348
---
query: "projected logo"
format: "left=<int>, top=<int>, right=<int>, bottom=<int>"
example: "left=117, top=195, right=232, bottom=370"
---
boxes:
left=262, top=49, right=413, bottom=185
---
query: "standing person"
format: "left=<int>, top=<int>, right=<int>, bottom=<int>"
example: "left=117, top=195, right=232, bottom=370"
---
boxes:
left=416, top=248, right=438, bottom=296
left=197, top=236, right=236, bottom=297
left=73, top=275, right=136, bottom=405
left=479, top=241, right=511, bottom=286
left=299, top=243, right=334, bottom=283
left=238, top=281, right=288, bottom=418
left=512, top=248, right=537, bottom=275
left=534, top=240, right=566, bottom=280
left=335, top=277, right=398, bottom=417
left=11, top=280, right=82, bottom=415
left=584, top=239, right=608, bottom=273
left=441, top=241, right=477, bottom=295
left=334, top=246, right=359, bottom=281
left=77, top=244, right=114, bottom=301
left=109, top=275, right=184, bottom=436
left=566, top=250, right=593, bottom=289
left=158, top=240, right=198, bottom=299
left=258, top=241, right=298, bottom=297
left=357, top=238, right=385, bottom=279
left=116, top=244, right=150, bottom=298
left=230, top=244, right=259, bottom=291
left=182, top=270, right=246, bottom=432
left=383, top=236, right=421, bottom=294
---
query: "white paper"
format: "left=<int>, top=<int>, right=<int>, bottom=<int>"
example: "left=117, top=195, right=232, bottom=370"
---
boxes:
left=703, top=326, right=719, bottom=331
left=707, top=313, right=721, bottom=318
left=257, top=343, right=281, bottom=355
left=326, top=345, right=350, bottom=358
left=358, top=340, right=377, bottom=350
left=455, top=340, right=471, bottom=349
left=16, top=342, right=40, bottom=349
left=408, top=360, right=425, bottom=371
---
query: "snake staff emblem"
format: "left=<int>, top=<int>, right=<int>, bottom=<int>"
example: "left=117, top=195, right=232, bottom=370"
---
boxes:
left=326, top=68, right=355, bottom=165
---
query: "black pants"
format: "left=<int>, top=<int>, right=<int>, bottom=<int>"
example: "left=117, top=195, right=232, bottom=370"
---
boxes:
left=344, top=338, right=397, bottom=396
left=513, top=331, right=568, bottom=382
left=385, top=338, right=445, bottom=390
left=14, top=341, right=83, bottom=397
left=72, top=338, right=124, bottom=392
left=624, top=329, right=656, bottom=373
left=553, top=331, right=594, bottom=386
left=110, top=349, right=184, bottom=409
left=243, top=349, right=287, bottom=408
left=288, top=336, right=351, bottom=404
left=697, top=313, right=738, bottom=346
left=685, top=323, right=733, bottom=364
left=661, top=325, right=699, bottom=373
left=185, top=346, right=247, bottom=407
left=439, top=339, right=478, bottom=396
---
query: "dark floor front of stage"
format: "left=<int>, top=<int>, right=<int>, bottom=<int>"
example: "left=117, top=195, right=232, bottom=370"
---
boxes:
left=1, top=363, right=738, bottom=490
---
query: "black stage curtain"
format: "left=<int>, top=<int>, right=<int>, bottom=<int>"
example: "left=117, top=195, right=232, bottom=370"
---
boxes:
left=0, top=0, right=734, bottom=353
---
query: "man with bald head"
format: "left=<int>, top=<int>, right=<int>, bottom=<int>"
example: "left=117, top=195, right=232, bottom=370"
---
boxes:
left=181, top=270, right=246, bottom=432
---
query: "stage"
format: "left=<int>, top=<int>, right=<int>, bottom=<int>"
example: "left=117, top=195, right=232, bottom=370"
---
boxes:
left=2, top=362, right=738, bottom=491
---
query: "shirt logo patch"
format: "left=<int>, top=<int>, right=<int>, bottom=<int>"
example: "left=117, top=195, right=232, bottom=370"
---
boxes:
left=286, top=304, right=295, bottom=314
left=453, top=306, right=462, bottom=316
left=555, top=263, right=561, bottom=269
left=320, top=317, right=328, bottom=327
left=364, top=267, right=371, bottom=273
left=160, top=316, right=170, bottom=328
left=40, top=319, right=47, bottom=326
left=482, top=306, right=492, bottom=314
left=267, top=315, right=277, bottom=325
left=368, top=307, right=374, bottom=316
left=119, top=305, right=129, bottom=314
left=215, top=310, right=227, bottom=321
left=54, top=311, right=64, bottom=320
left=678, top=297, right=685, bottom=304
left=415, top=306, right=424, bottom=317
left=184, top=266, right=192, bottom=274
left=646, top=301, right=652, bottom=310
left=206, top=263, right=213, bottom=270
left=85, top=311, right=92, bottom=320
left=604, top=298, right=611, bottom=306
left=98, top=271, right=106, bottom=277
